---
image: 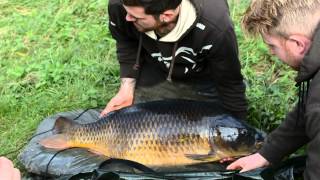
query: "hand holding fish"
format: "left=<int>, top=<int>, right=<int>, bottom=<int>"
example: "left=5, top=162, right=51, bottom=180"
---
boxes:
left=100, top=78, right=136, bottom=117
left=226, top=153, right=269, bottom=173
left=0, top=157, right=21, bottom=180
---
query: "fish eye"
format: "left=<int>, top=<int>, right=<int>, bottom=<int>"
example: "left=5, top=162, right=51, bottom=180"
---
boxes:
left=239, top=129, right=248, bottom=135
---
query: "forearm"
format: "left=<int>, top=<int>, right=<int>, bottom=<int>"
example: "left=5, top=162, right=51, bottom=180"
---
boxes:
left=119, top=78, right=136, bottom=95
left=259, top=106, right=309, bottom=164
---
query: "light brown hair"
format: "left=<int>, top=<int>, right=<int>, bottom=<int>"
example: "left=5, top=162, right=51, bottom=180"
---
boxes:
left=242, top=0, right=320, bottom=38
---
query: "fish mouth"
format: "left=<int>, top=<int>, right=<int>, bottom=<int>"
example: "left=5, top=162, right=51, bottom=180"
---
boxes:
left=255, top=141, right=264, bottom=149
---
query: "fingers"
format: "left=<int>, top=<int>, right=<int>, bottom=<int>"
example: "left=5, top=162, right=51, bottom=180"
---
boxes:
left=100, top=104, right=118, bottom=117
left=226, top=153, right=269, bottom=173
left=99, top=98, right=119, bottom=117
left=219, top=157, right=234, bottom=163
left=226, top=160, right=242, bottom=170
left=227, top=161, right=252, bottom=173
left=0, top=157, right=21, bottom=180
left=100, top=105, right=112, bottom=118
left=100, top=101, right=132, bottom=118
left=12, top=168, right=21, bottom=180
left=0, top=157, right=14, bottom=180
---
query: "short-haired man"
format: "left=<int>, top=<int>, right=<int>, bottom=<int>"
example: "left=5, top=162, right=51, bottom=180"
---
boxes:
left=227, top=0, right=320, bottom=179
left=100, top=0, right=248, bottom=120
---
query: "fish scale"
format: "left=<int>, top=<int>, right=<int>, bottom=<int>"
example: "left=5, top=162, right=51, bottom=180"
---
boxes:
left=40, top=99, right=264, bottom=168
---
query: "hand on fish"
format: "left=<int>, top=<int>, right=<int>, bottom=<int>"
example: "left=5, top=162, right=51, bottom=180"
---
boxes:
left=226, top=153, right=270, bottom=172
left=100, top=88, right=134, bottom=117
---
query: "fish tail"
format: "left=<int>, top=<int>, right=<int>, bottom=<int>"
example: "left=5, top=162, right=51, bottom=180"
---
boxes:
left=40, top=117, right=78, bottom=150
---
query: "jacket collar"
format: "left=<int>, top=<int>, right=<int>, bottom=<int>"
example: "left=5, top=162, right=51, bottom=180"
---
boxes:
left=145, top=0, right=198, bottom=42
left=296, top=23, right=320, bottom=82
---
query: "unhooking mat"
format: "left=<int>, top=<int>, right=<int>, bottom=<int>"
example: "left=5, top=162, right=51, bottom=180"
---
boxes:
left=19, top=109, right=306, bottom=180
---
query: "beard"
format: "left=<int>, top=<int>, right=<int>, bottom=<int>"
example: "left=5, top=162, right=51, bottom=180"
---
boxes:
left=133, top=22, right=156, bottom=32
left=134, top=17, right=178, bottom=36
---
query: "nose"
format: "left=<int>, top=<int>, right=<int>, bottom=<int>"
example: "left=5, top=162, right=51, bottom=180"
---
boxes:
left=126, top=14, right=136, bottom=22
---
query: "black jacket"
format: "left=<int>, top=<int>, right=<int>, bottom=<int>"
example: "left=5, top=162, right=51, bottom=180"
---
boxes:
left=108, top=0, right=247, bottom=119
left=259, top=24, right=320, bottom=180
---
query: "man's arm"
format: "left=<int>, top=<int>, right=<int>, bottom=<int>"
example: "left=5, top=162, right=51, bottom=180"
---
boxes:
left=258, top=105, right=309, bottom=164
left=227, top=104, right=309, bottom=172
left=101, top=1, right=141, bottom=117
left=100, top=78, right=136, bottom=117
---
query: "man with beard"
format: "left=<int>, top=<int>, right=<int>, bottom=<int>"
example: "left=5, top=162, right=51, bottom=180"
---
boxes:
left=226, top=0, right=320, bottom=179
left=100, top=0, right=248, bottom=120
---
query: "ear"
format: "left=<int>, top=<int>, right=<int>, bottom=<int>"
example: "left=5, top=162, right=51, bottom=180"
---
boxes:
left=287, top=35, right=311, bottom=55
left=159, top=6, right=180, bottom=23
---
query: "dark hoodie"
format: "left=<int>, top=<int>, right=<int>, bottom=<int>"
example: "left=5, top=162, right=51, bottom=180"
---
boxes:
left=107, top=0, right=247, bottom=119
left=259, top=24, right=320, bottom=180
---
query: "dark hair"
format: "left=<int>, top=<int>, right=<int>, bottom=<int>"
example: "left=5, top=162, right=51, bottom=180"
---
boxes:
left=122, top=0, right=182, bottom=15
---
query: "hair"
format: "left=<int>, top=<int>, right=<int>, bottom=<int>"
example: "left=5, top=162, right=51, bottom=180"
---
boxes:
left=242, top=0, right=320, bottom=38
left=121, top=0, right=182, bottom=15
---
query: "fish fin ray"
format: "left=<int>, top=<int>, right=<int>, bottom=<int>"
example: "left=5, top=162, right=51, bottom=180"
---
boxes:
left=39, top=134, right=70, bottom=149
left=185, top=151, right=218, bottom=161
left=87, top=148, right=105, bottom=156
left=54, top=116, right=78, bottom=133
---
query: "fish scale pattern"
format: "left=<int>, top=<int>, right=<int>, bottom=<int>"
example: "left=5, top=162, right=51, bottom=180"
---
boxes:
left=62, top=100, right=261, bottom=167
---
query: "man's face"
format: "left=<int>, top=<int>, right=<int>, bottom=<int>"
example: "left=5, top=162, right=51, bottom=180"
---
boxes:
left=262, top=34, right=304, bottom=70
left=123, top=5, right=162, bottom=32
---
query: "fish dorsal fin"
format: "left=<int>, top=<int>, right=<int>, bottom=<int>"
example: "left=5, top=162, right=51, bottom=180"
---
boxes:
left=54, top=116, right=78, bottom=133
left=40, top=134, right=70, bottom=149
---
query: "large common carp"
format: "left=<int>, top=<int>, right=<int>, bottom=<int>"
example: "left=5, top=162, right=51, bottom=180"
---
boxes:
left=40, top=100, right=264, bottom=168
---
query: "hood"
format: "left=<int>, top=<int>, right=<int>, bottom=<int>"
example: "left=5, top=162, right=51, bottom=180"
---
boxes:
left=145, top=0, right=202, bottom=42
left=296, top=23, right=320, bottom=83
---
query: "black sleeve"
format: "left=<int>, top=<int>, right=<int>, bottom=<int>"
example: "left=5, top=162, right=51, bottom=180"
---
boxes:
left=207, top=27, right=248, bottom=120
left=259, top=104, right=309, bottom=164
left=108, top=1, right=140, bottom=78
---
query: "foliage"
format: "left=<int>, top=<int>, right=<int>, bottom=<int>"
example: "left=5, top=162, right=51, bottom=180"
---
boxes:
left=0, top=0, right=298, bottom=168
left=0, top=0, right=119, bottom=164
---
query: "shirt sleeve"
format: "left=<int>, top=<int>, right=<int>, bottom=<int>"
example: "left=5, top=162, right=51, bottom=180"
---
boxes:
left=259, top=104, right=309, bottom=164
left=108, top=2, right=140, bottom=78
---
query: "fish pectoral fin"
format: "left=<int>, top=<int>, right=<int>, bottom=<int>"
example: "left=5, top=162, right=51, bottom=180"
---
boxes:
left=87, top=148, right=105, bottom=156
left=185, top=152, right=217, bottom=161
left=39, top=134, right=70, bottom=150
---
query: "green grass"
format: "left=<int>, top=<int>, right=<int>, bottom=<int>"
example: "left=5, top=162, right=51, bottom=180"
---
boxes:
left=0, top=0, right=119, bottom=164
left=0, top=0, right=298, bottom=169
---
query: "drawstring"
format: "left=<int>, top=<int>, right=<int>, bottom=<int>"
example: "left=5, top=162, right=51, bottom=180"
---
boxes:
left=133, top=34, right=143, bottom=71
left=133, top=34, right=178, bottom=83
left=295, top=81, right=310, bottom=128
left=132, top=34, right=178, bottom=82
left=167, top=42, right=179, bottom=82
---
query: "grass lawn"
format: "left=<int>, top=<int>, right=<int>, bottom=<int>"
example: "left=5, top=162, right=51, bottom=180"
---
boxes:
left=0, top=0, right=298, bottom=171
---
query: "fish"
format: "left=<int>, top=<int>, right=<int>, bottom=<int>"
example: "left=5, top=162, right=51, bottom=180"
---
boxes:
left=40, top=99, right=264, bottom=168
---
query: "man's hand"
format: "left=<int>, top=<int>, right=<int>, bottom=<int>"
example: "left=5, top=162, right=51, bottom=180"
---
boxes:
left=0, top=157, right=21, bottom=180
left=100, top=78, right=136, bottom=117
left=226, top=153, right=270, bottom=173
left=219, top=157, right=235, bottom=163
